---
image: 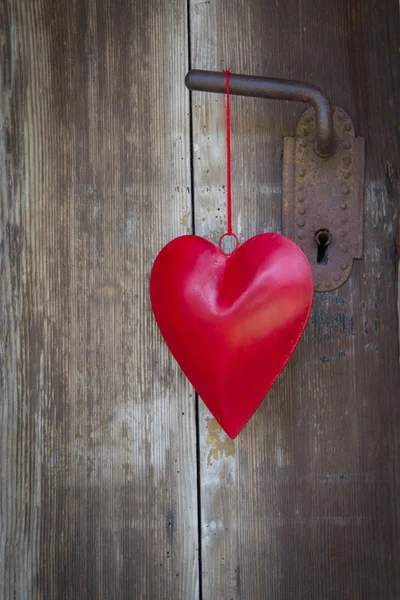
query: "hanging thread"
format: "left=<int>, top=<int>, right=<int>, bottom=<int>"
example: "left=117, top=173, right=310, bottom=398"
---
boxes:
left=224, top=68, right=232, bottom=235
left=218, top=68, right=239, bottom=254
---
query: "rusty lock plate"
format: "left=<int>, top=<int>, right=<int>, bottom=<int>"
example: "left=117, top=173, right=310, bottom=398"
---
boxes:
left=283, top=106, right=365, bottom=291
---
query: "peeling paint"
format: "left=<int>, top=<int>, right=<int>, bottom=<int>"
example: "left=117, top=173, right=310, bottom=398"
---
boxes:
left=205, top=417, right=235, bottom=466
left=309, top=308, right=355, bottom=341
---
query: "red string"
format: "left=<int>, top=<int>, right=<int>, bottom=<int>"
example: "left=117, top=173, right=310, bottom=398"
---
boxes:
left=223, top=69, right=232, bottom=235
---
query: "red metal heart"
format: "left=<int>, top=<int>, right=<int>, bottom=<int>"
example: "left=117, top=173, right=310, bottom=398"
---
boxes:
left=150, top=233, right=313, bottom=438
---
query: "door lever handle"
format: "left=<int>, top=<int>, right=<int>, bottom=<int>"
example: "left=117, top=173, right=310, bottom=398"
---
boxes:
left=185, top=69, right=334, bottom=157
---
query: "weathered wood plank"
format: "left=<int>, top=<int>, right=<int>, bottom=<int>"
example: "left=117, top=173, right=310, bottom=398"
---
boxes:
left=398, top=218, right=400, bottom=363
left=190, top=0, right=400, bottom=598
left=0, top=1, right=198, bottom=598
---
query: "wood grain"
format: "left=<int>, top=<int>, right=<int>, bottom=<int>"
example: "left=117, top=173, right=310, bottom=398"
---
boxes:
left=189, top=0, right=400, bottom=598
left=398, top=218, right=400, bottom=363
left=0, top=1, right=198, bottom=598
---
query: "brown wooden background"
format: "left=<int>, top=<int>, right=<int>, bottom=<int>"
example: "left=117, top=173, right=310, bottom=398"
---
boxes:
left=1, top=0, right=399, bottom=598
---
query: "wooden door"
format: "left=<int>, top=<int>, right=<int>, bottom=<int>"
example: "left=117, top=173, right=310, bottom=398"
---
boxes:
left=1, top=1, right=399, bottom=598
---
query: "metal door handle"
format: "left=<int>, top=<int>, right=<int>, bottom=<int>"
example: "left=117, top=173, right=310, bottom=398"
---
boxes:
left=185, top=69, right=334, bottom=157
left=185, top=68, right=365, bottom=292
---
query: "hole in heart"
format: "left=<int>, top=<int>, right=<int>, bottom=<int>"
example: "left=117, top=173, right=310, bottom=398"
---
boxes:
left=218, top=233, right=239, bottom=255
left=314, top=229, right=331, bottom=264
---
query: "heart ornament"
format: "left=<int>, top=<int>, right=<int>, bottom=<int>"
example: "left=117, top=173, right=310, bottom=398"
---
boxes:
left=150, top=68, right=313, bottom=438
left=150, top=233, right=313, bottom=438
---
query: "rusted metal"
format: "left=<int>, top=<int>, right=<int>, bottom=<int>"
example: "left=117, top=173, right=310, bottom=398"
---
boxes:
left=185, top=69, right=334, bottom=156
left=282, top=106, right=365, bottom=292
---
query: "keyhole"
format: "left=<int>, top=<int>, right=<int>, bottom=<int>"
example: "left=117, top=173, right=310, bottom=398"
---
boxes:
left=314, top=229, right=332, bottom=264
